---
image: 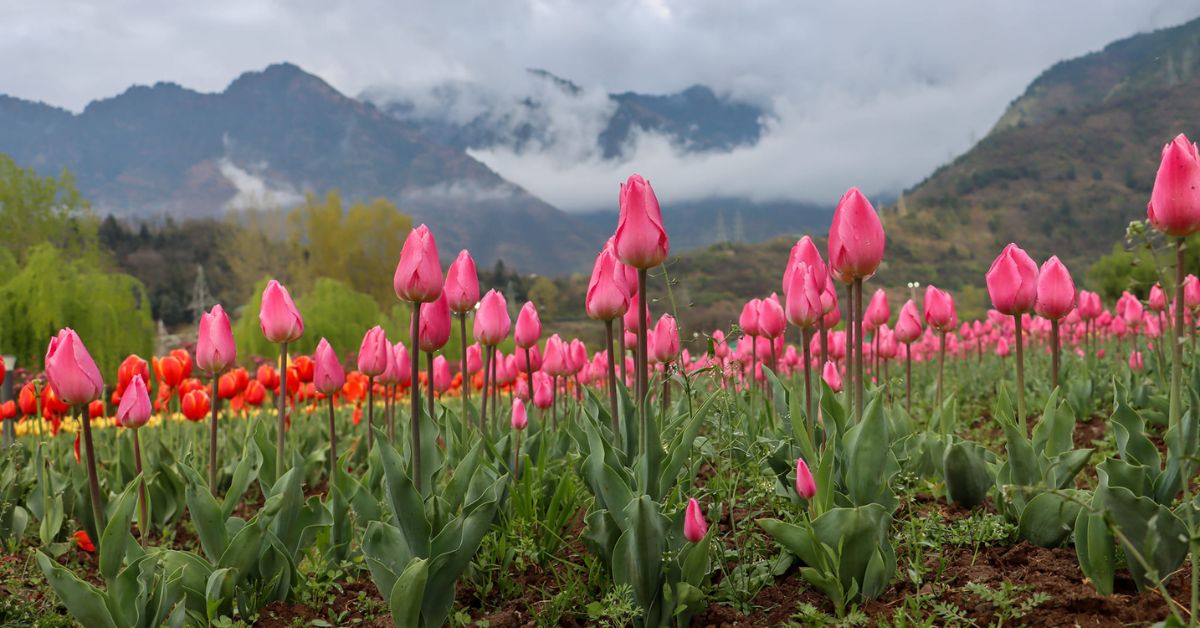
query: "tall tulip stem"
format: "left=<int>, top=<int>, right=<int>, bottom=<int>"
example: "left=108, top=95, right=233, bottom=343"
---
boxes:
left=1050, top=319, right=1061, bottom=391
left=209, top=374, right=219, bottom=495
left=328, top=396, right=338, bottom=481
left=937, top=330, right=947, bottom=407
left=853, top=279, right=865, bottom=423
left=845, top=283, right=855, bottom=416
left=801, top=328, right=813, bottom=444
left=480, top=346, right=491, bottom=433
left=605, top=320, right=620, bottom=440
left=617, top=318, right=628, bottom=386
left=426, top=352, right=435, bottom=433
left=905, top=342, right=913, bottom=415
left=277, top=341, right=288, bottom=471
left=78, top=405, right=105, bottom=538
left=410, top=302, right=423, bottom=491
left=638, top=269, right=649, bottom=458
left=133, top=427, right=148, bottom=547
left=1014, top=315, right=1027, bottom=433
left=460, top=313, right=470, bottom=417
left=367, top=376, right=375, bottom=452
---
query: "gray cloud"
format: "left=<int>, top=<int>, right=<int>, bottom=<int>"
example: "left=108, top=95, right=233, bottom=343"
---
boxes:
left=2, top=0, right=1199, bottom=209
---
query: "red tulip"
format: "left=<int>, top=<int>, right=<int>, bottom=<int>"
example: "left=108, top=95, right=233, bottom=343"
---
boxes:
left=87, top=400, right=104, bottom=420
left=1035, top=256, right=1075, bottom=320
left=181, top=389, right=211, bottom=422
left=986, top=243, right=1039, bottom=315
left=73, top=530, right=96, bottom=553
left=44, top=329, right=104, bottom=406
left=170, top=349, right=193, bottom=381
left=259, top=280, right=304, bottom=343
left=444, top=249, right=480, bottom=313
left=314, top=338, right=345, bottom=396
left=117, top=355, right=150, bottom=397
left=393, top=224, right=443, bottom=303
left=256, top=364, right=279, bottom=392
left=244, top=380, right=267, bottom=407
left=614, top=174, right=669, bottom=270
left=419, top=292, right=453, bottom=352
left=514, top=302, right=542, bottom=349
left=1148, top=133, right=1200, bottom=238
left=18, top=382, right=38, bottom=416
left=894, top=299, right=923, bottom=344
left=827, top=187, right=885, bottom=283
left=117, top=374, right=152, bottom=429
left=586, top=248, right=630, bottom=321
left=652, top=314, right=680, bottom=364
left=196, top=305, right=236, bottom=374
left=159, top=356, right=185, bottom=389
left=795, top=458, right=817, bottom=499
left=0, top=400, right=16, bottom=421
left=683, top=498, right=708, bottom=543
left=473, top=290, right=512, bottom=346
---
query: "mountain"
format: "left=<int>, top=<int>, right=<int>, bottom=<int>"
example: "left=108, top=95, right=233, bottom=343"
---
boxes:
left=362, top=69, right=767, bottom=160
left=0, top=63, right=604, bottom=274
left=871, top=16, right=1200, bottom=308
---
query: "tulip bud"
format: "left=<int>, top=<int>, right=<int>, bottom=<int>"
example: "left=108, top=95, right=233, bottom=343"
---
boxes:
left=444, top=249, right=480, bottom=313
left=314, top=338, right=345, bottom=396
left=985, top=244, right=1039, bottom=315
left=1129, top=351, right=1144, bottom=371
left=923, top=286, right=957, bottom=332
left=1035, top=256, right=1076, bottom=320
left=795, top=457, right=817, bottom=499
left=894, top=300, right=923, bottom=344
left=614, top=174, right=669, bottom=269
left=511, top=397, right=528, bottom=430
left=515, top=302, right=542, bottom=348
left=821, top=360, right=842, bottom=393
left=357, top=326, right=390, bottom=376
left=116, top=374, right=152, bottom=429
left=44, top=329, right=105, bottom=406
left=784, top=236, right=826, bottom=295
left=418, top=291, right=453, bottom=352
left=259, top=280, right=304, bottom=343
left=474, top=290, right=512, bottom=347
left=393, top=224, right=443, bottom=303
left=1148, top=134, right=1200, bottom=238
left=181, top=389, right=211, bottom=422
left=586, top=248, right=629, bottom=321
left=739, top=299, right=762, bottom=337
left=827, top=187, right=885, bottom=283
left=683, top=498, right=708, bottom=543
left=196, top=305, right=236, bottom=374
left=652, top=314, right=680, bottom=364
left=758, top=295, right=787, bottom=339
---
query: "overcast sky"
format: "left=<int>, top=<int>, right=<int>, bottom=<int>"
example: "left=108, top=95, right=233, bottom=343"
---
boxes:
left=4, top=0, right=1200, bottom=210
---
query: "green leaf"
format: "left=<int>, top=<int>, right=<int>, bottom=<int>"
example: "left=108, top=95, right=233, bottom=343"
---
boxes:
left=388, top=558, right=429, bottom=628
left=1074, top=507, right=1114, bottom=596
left=99, top=473, right=144, bottom=585
left=1018, top=490, right=1083, bottom=547
left=222, top=437, right=262, bottom=519
left=36, top=551, right=118, bottom=628
left=943, top=440, right=994, bottom=509
left=180, top=463, right=230, bottom=563
left=374, top=427, right=432, bottom=558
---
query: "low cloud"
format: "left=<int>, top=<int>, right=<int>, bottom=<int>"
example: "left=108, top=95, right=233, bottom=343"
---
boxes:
left=217, top=158, right=304, bottom=210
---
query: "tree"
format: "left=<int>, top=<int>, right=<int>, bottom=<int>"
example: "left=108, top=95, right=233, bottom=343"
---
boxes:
left=527, top=276, right=560, bottom=320
left=0, top=154, right=97, bottom=266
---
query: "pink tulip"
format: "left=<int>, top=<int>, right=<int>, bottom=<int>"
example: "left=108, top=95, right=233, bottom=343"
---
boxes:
left=1148, top=133, right=1200, bottom=238
left=473, top=290, right=511, bottom=346
left=313, top=338, right=345, bottom=395
left=394, top=224, right=443, bottom=303
left=996, top=337, right=1011, bottom=357
left=986, top=244, right=1039, bottom=315
left=923, top=286, right=957, bottom=332
left=759, top=295, right=787, bottom=339
left=783, top=236, right=826, bottom=295
left=827, top=187, right=885, bottom=283
left=511, top=397, right=529, bottom=430
left=785, top=263, right=824, bottom=329
left=515, top=302, right=542, bottom=348
left=894, top=299, right=923, bottom=344
left=683, top=498, right=708, bottom=543
left=1035, top=256, right=1076, bottom=320
left=542, top=335, right=571, bottom=377
left=259, top=280, right=304, bottom=343
left=614, top=174, right=669, bottom=269
left=45, top=329, right=104, bottom=405
left=795, top=457, right=817, bottom=499
left=467, top=344, right=483, bottom=374
left=865, top=289, right=890, bottom=328
left=586, top=248, right=630, bottom=321
left=357, top=326, right=390, bottom=376
left=444, top=250, right=480, bottom=313
left=433, top=356, right=452, bottom=393
left=419, top=292, right=453, bottom=352
left=116, top=374, right=152, bottom=429
left=1185, top=276, right=1200, bottom=310
left=1147, top=284, right=1166, bottom=312
left=393, top=343, right=411, bottom=387
left=739, top=298, right=762, bottom=337
left=196, top=305, right=236, bottom=374
left=652, top=314, right=680, bottom=364
left=377, top=340, right=401, bottom=385
left=821, top=360, right=842, bottom=393
left=1130, top=351, right=1144, bottom=371
left=569, top=339, right=589, bottom=374
left=532, top=372, right=553, bottom=409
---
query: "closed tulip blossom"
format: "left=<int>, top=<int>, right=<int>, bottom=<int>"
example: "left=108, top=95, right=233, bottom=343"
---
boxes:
left=473, top=290, right=511, bottom=430
left=357, top=325, right=390, bottom=450
left=444, top=249, right=479, bottom=416
left=114, top=373, right=152, bottom=545
left=515, top=302, right=542, bottom=349
left=795, top=457, right=817, bottom=500
left=45, top=329, right=107, bottom=533
left=418, top=292, right=452, bottom=428
left=198, top=304, right=236, bottom=492
left=587, top=247, right=629, bottom=432
left=822, top=360, right=843, bottom=393
left=533, top=372, right=553, bottom=410
left=996, top=337, right=1011, bottom=357
left=510, top=397, right=529, bottom=479
left=394, top=224, right=443, bottom=489
left=614, top=174, right=669, bottom=271
left=1035, top=256, right=1076, bottom=391
left=923, top=286, right=956, bottom=406
left=182, top=389, right=210, bottom=422
left=259, top=279, right=304, bottom=470
left=683, top=498, right=708, bottom=543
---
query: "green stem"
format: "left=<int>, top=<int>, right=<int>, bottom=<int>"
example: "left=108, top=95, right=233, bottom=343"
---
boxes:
left=1014, top=315, right=1026, bottom=434
left=276, top=341, right=288, bottom=472
left=133, top=427, right=148, bottom=547
left=410, top=302, right=423, bottom=492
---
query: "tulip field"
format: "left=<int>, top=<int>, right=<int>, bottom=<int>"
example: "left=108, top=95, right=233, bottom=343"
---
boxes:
left=6, top=142, right=1200, bottom=627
